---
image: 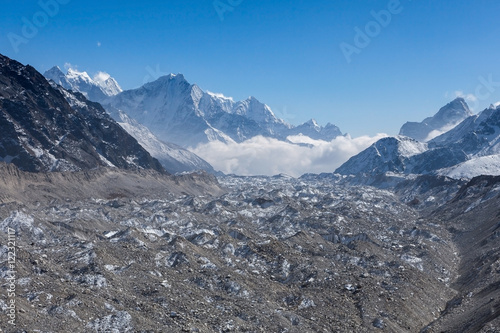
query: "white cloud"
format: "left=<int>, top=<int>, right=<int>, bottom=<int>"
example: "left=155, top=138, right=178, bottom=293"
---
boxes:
left=206, top=91, right=234, bottom=102
left=191, top=134, right=388, bottom=177
left=454, top=90, right=477, bottom=102
left=287, top=134, right=325, bottom=146
left=64, top=62, right=77, bottom=71
left=93, top=71, right=111, bottom=84
left=97, top=41, right=101, bottom=47
left=424, top=118, right=471, bottom=142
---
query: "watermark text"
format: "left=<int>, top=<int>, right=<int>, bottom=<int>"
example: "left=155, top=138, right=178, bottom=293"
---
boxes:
left=8, top=0, right=71, bottom=53
left=213, top=0, right=243, bottom=22
left=340, top=0, right=406, bottom=64
left=5, top=227, right=17, bottom=326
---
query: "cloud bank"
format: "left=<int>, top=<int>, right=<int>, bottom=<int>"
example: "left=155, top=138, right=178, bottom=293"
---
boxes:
left=192, top=133, right=388, bottom=177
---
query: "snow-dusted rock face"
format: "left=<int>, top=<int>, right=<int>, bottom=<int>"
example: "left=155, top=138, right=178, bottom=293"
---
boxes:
left=335, top=136, right=433, bottom=175
left=0, top=54, right=164, bottom=173
left=438, top=155, right=500, bottom=179
left=430, top=104, right=500, bottom=155
left=399, top=97, right=472, bottom=142
left=430, top=104, right=500, bottom=178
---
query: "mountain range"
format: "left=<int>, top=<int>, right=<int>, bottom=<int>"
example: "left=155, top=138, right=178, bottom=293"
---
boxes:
left=44, top=67, right=344, bottom=149
left=3, top=54, right=500, bottom=180
left=336, top=98, right=500, bottom=179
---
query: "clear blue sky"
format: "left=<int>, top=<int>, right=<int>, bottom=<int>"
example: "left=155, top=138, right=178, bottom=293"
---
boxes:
left=2, top=0, right=500, bottom=136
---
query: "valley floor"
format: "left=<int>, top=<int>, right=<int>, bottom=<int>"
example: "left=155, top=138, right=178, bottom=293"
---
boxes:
left=0, top=167, right=499, bottom=332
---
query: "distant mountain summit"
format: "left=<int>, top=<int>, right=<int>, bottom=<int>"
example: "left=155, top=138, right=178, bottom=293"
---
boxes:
left=286, top=119, right=342, bottom=141
left=44, top=66, right=122, bottom=102
left=0, top=54, right=164, bottom=173
left=399, top=97, right=473, bottom=142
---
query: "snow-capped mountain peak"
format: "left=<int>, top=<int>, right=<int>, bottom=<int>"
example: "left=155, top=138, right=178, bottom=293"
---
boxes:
left=44, top=66, right=122, bottom=101
left=93, top=71, right=122, bottom=96
left=44, top=66, right=67, bottom=85
left=432, top=97, right=472, bottom=125
left=399, top=97, right=473, bottom=142
left=304, top=119, right=320, bottom=129
left=66, top=68, right=93, bottom=84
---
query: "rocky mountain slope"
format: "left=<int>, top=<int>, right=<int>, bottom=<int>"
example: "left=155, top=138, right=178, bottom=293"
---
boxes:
left=0, top=162, right=223, bottom=205
left=420, top=175, right=500, bottom=332
left=0, top=54, right=164, bottom=173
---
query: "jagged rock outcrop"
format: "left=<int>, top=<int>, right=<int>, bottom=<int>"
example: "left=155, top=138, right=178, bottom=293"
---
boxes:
left=0, top=54, right=164, bottom=173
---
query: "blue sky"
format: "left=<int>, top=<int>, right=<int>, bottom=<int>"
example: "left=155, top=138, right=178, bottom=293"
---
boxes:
left=2, top=0, right=500, bottom=137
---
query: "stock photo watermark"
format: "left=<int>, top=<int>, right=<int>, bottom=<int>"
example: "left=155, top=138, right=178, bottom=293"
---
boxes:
left=7, top=0, right=71, bottom=53
left=457, top=74, right=500, bottom=111
left=475, top=74, right=500, bottom=103
left=274, top=106, right=296, bottom=123
left=4, top=227, right=17, bottom=326
left=213, top=0, right=244, bottom=22
left=143, top=64, right=169, bottom=85
left=340, top=0, right=409, bottom=64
